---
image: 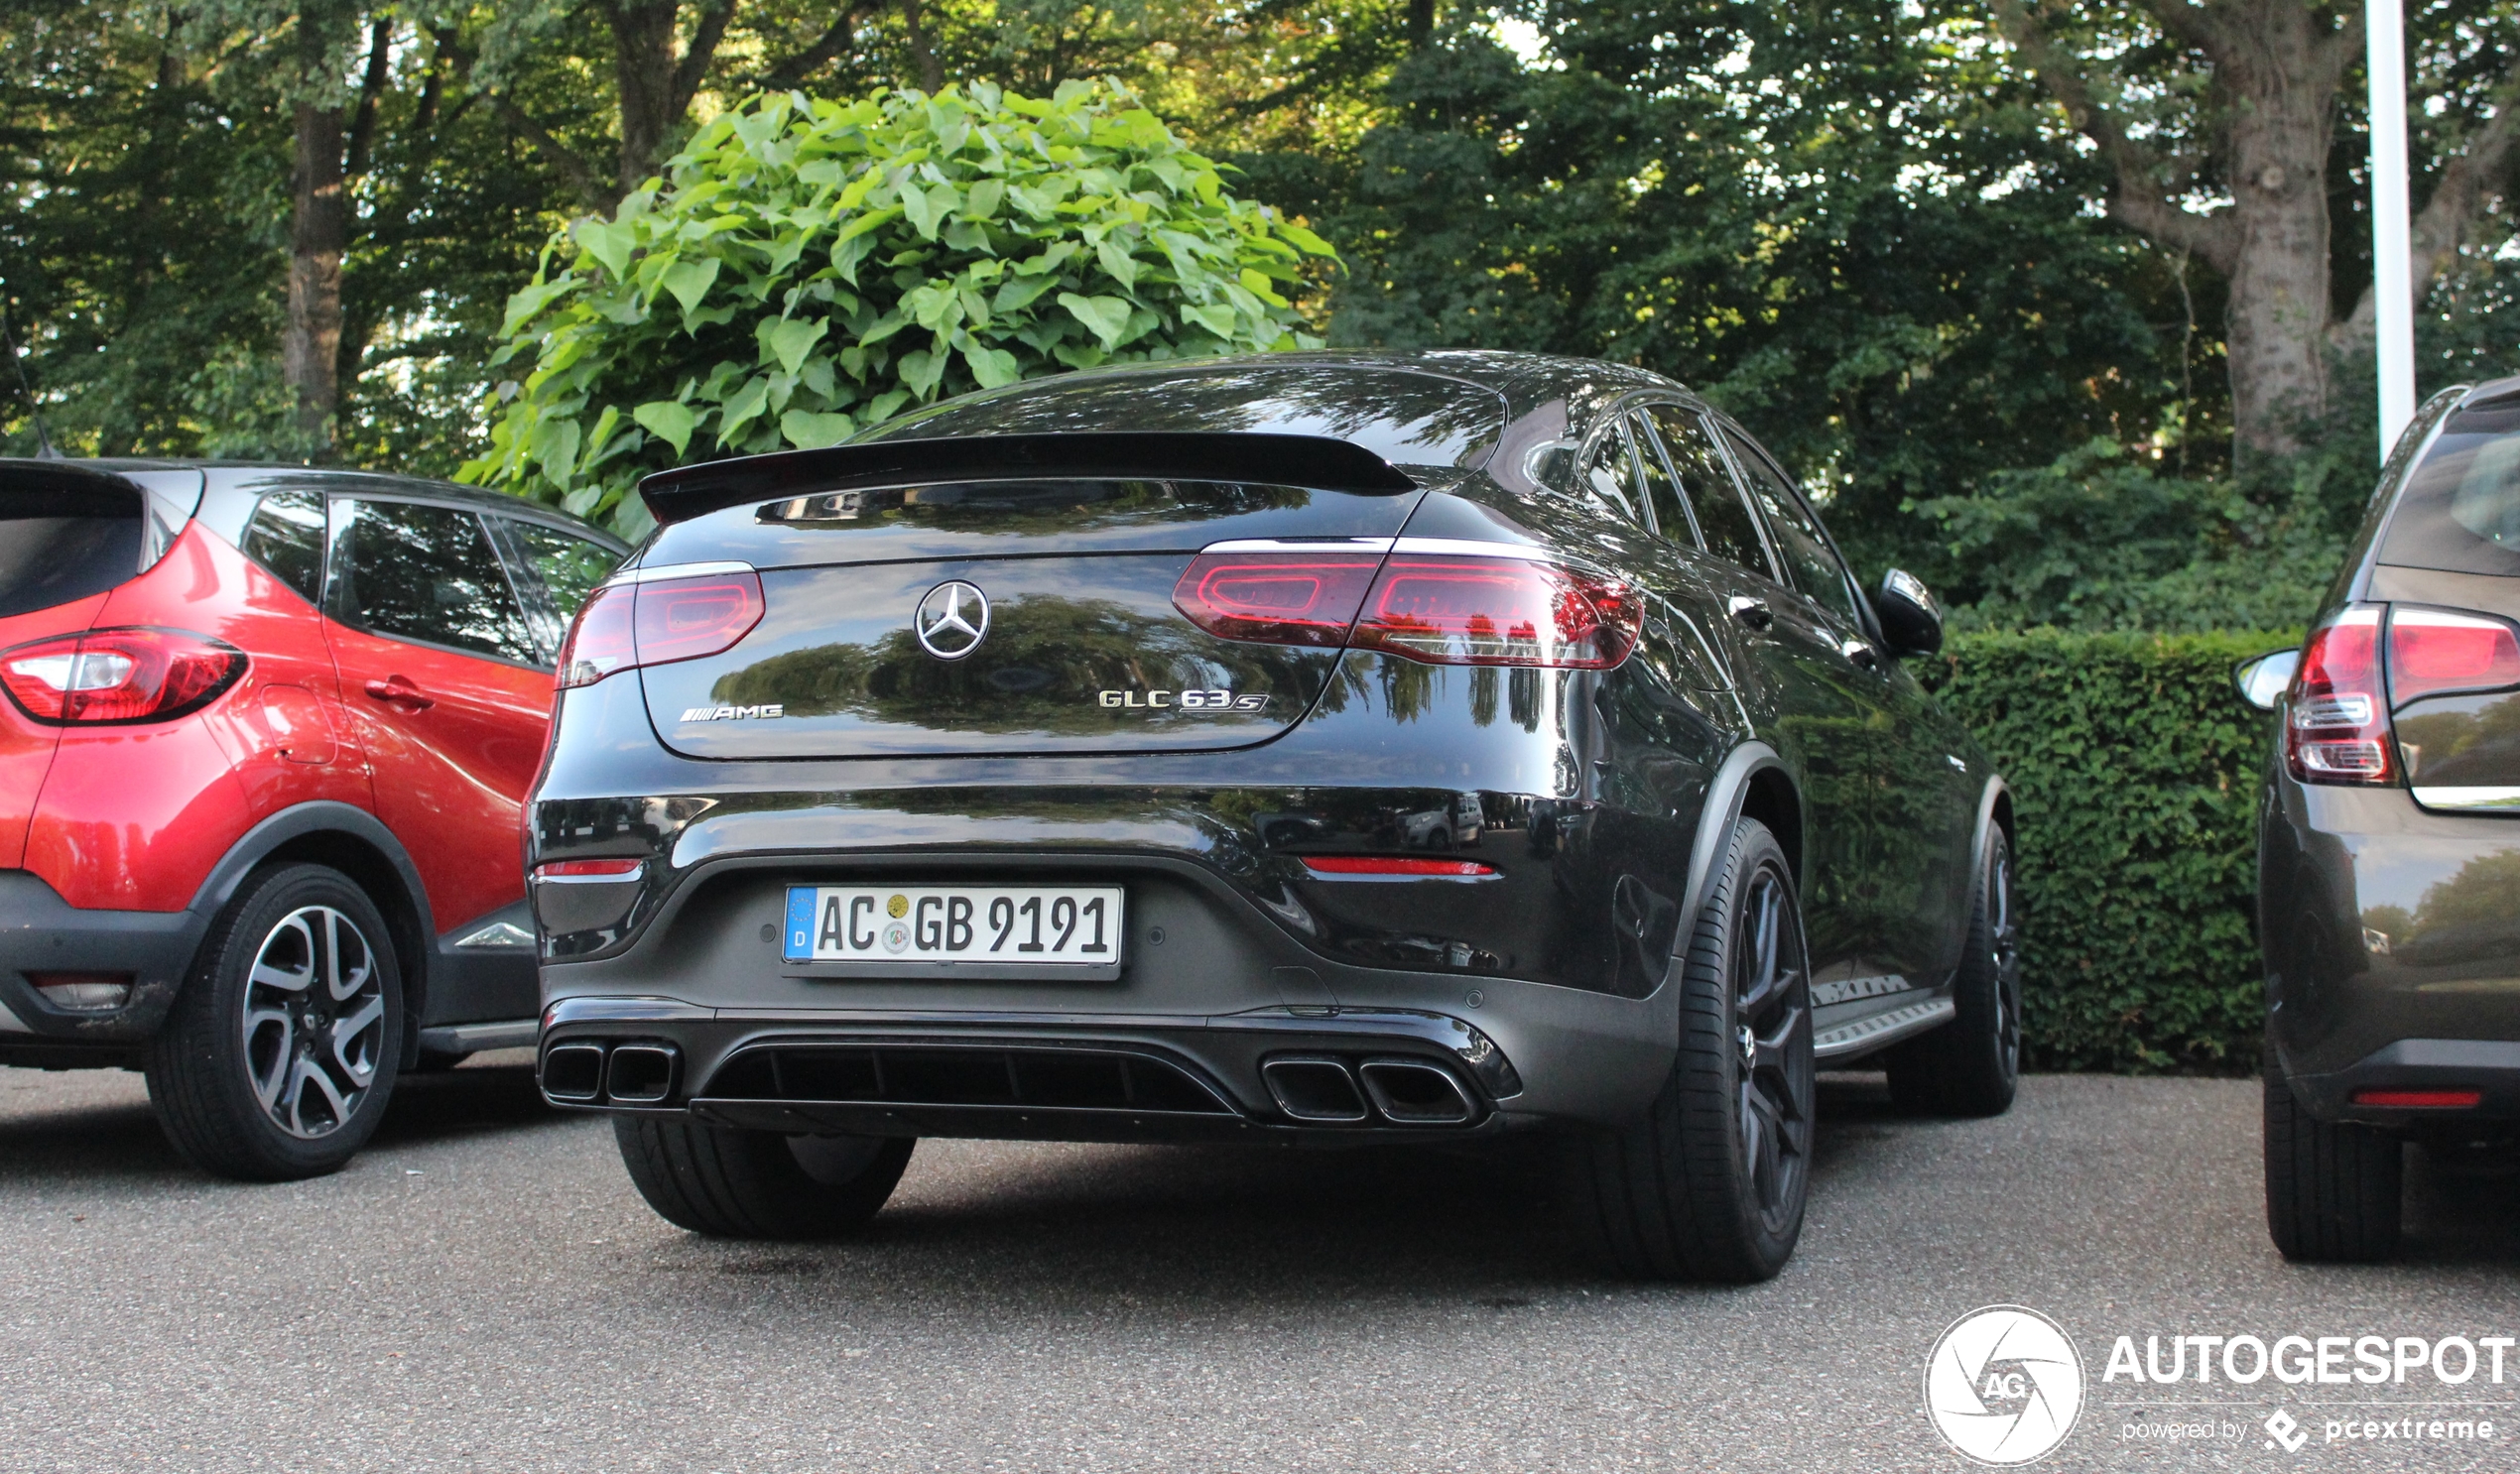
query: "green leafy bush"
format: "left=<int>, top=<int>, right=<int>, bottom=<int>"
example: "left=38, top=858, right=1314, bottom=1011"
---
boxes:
left=461, top=79, right=1333, bottom=537
left=1925, top=629, right=2296, bottom=1073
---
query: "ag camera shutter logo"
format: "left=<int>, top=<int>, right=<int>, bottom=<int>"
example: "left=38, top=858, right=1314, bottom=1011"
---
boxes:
left=1925, top=1305, right=2086, bottom=1464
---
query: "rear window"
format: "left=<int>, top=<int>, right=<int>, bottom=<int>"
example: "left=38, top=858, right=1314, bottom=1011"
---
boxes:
left=2378, top=405, right=2520, bottom=576
left=0, top=482, right=143, bottom=619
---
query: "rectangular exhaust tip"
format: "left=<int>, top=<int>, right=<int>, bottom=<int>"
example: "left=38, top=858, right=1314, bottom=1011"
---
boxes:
left=1358, top=1058, right=1476, bottom=1124
left=606, top=1044, right=681, bottom=1104
left=541, top=1042, right=606, bottom=1102
left=1262, top=1056, right=1370, bottom=1123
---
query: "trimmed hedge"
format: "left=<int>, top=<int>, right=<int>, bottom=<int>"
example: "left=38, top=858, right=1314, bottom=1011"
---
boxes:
left=1921, top=630, right=2295, bottom=1073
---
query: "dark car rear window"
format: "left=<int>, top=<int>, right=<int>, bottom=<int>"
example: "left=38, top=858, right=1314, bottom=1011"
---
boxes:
left=2378, top=405, right=2520, bottom=576
left=0, top=483, right=143, bottom=619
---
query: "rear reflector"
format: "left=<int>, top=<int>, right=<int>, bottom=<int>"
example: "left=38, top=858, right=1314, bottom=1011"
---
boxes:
left=2388, top=606, right=2520, bottom=705
left=2286, top=606, right=2392, bottom=784
left=1173, top=553, right=1381, bottom=648
left=0, top=627, right=246, bottom=724
left=2350, top=1088, right=2482, bottom=1109
left=27, top=972, right=133, bottom=1012
left=1302, top=857, right=1497, bottom=877
left=1353, top=556, right=1640, bottom=669
left=534, top=858, right=644, bottom=880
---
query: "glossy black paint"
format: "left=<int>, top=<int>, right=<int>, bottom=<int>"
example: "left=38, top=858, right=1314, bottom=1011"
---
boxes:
left=531, top=350, right=2001, bottom=1136
left=2260, top=373, right=2520, bottom=1130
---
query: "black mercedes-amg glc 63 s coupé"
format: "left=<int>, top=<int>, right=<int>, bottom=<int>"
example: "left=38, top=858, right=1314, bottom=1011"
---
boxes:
left=528, top=351, right=2018, bottom=1282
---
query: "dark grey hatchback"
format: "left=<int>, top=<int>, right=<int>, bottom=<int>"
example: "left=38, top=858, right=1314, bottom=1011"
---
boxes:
left=2247, top=371, right=2520, bottom=1263
left=528, top=350, right=2018, bottom=1282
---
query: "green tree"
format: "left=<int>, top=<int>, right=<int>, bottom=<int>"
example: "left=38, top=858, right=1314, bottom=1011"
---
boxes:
left=462, top=78, right=1334, bottom=536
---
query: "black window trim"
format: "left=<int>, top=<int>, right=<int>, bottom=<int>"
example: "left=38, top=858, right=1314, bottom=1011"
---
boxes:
left=320, top=493, right=556, bottom=673
left=1704, top=413, right=1883, bottom=645
left=1620, top=396, right=1789, bottom=585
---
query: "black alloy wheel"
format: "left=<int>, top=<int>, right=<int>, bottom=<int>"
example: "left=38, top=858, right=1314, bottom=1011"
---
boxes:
left=1570, top=816, right=1816, bottom=1282
left=146, top=863, right=406, bottom=1181
left=1889, top=828, right=2023, bottom=1117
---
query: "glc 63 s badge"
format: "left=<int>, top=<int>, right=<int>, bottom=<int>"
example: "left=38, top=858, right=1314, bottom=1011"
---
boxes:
left=1098, top=688, right=1270, bottom=712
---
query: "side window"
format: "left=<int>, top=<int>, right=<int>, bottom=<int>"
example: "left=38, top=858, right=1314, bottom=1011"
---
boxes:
left=1645, top=405, right=1774, bottom=578
left=331, top=499, right=539, bottom=664
left=1631, top=413, right=1696, bottom=546
left=1581, top=421, right=1645, bottom=525
left=1719, top=427, right=1865, bottom=630
left=237, top=487, right=326, bottom=605
left=495, top=518, right=622, bottom=657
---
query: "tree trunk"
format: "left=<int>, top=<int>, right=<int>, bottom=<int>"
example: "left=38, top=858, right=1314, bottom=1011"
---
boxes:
left=284, top=100, right=346, bottom=453
left=2215, top=12, right=2339, bottom=459
left=608, top=1, right=681, bottom=197
left=901, top=0, right=945, bottom=92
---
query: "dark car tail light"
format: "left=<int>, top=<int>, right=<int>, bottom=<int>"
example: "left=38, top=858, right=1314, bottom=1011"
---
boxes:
left=556, top=569, right=763, bottom=690
left=0, top=627, right=246, bottom=724
left=556, top=583, right=635, bottom=689
left=1354, top=556, right=1641, bottom=670
left=2386, top=606, right=2520, bottom=705
left=2286, top=606, right=2392, bottom=784
left=2350, top=1087, right=2481, bottom=1109
left=534, top=858, right=644, bottom=879
left=1173, top=553, right=1382, bottom=647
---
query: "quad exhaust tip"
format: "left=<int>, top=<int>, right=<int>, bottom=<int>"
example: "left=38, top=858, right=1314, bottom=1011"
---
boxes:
left=605, top=1043, right=680, bottom=1104
left=1357, top=1057, right=1476, bottom=1125
left=540, top=1040, right=680, bottom=1104
left=541, top=1042, right=606, bottom=1102
left=1262, top=1056, right=1370, bottom=1123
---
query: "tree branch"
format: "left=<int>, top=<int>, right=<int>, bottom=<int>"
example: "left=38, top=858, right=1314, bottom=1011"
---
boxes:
left=344, top=18, right=393, bottom=179
left=493, top=96, right=619, bottom=213
left=671, top=0, right=738, bottom=117
left=1990, top=0, right=2244, bottom=272
left=764, top=2, right=875, bottom=89
left=2130, top=0, right=2232, bottom=61
left=2339, top=54, right=2520, bottom=338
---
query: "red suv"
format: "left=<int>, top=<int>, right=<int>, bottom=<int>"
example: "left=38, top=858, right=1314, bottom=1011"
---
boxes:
left=0, top=459, right=625, bottom=1179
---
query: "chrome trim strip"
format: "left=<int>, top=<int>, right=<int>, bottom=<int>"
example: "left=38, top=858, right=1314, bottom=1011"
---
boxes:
left=544, top=996, right=714, bottom=1029
left=2411, top=786, right=2520, bottom=811
left=600, top=559, right=755, bottom=589
left=1813, top=997, right=1954, bottom=1059
left=1390, top=536, right=1557, bottom=561
left=1197, top=537, right=1396, bottom=554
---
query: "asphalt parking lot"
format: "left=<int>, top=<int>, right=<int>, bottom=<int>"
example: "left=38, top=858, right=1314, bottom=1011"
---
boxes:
left=2, top=1062, right=2517, bottom=1473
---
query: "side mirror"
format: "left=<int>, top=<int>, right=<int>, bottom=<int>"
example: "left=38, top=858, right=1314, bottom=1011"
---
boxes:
left=2235, top=648, right=2300, bottom=711
left=1869, top=568, right=1943, bottom=658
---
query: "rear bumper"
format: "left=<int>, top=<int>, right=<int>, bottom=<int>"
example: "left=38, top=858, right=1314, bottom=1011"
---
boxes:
left=0, top=870, right=197, bottom=1053
left=2289, top=1039, right=2520, bottom=1129
left=2260, top=779, right=2520, bottom=1082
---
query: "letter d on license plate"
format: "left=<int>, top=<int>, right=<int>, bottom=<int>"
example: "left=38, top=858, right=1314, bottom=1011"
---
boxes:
left=784, top=885, right=1125, bottom=965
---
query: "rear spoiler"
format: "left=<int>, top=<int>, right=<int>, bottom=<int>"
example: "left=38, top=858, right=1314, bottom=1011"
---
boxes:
left=637, top=431, right=1419, bottom=526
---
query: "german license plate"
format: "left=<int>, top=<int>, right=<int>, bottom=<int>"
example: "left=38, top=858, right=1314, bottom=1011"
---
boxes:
left=783, top=885, right=1124, bottom=965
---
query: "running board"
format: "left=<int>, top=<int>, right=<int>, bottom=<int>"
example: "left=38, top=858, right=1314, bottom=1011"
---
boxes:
left=1813, top=998, right=1954, bottom=1060
left=416, top=1019, right=540, bottom=1055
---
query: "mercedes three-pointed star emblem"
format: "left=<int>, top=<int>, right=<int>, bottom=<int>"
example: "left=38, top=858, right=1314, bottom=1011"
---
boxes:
left=914, top=580, right=990, bottom=660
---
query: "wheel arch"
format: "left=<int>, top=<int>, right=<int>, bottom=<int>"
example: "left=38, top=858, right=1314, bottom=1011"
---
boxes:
left=184, top=802, right=438, bottom=1067
left=1684, top=741, right=1799, bottom=928
left=1967, top=774, right=2013, bottom=896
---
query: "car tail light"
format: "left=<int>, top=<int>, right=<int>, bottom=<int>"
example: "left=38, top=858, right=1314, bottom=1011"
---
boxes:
left=556, top=584, right=635, bottom=689
left=1353, top=556, right=1641, bottom=669
left=635, top=572, right=764, bottom=665
left=1173, top=553, right=1382, bottom=647
left=0, top=627, right=246, bottom=725
left=555, top=569, right=763, bottom=690
left=1302, top=857, right=1497, bottom=877
left=2386, top=607, right=2520, bottom=705
left=2286, top=606, right=2392, bottom=784
left=2350, top=1088, right=2481, bottom=1109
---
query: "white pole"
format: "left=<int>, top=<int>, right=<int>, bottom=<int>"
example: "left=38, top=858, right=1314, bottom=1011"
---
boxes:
left=2368, top=0, right=2416, bottom=460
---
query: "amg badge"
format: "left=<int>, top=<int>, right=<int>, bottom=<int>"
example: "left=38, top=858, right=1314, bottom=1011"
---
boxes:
left=681, top=703, right=785, bottom=722
left=1098, top=688, right=1270, bottom=712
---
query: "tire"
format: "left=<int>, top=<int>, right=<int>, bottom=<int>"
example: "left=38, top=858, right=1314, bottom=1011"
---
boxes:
left=2264, top=1044, right=2402, bottom=1263
left=613, top=1116, right=915, bottom=1240
left=1568, top=816, right=1816, bottom=1282
left=1887, top=826, right=2022, bottom=1117
left=144, top=863, right=405, bottom=1181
